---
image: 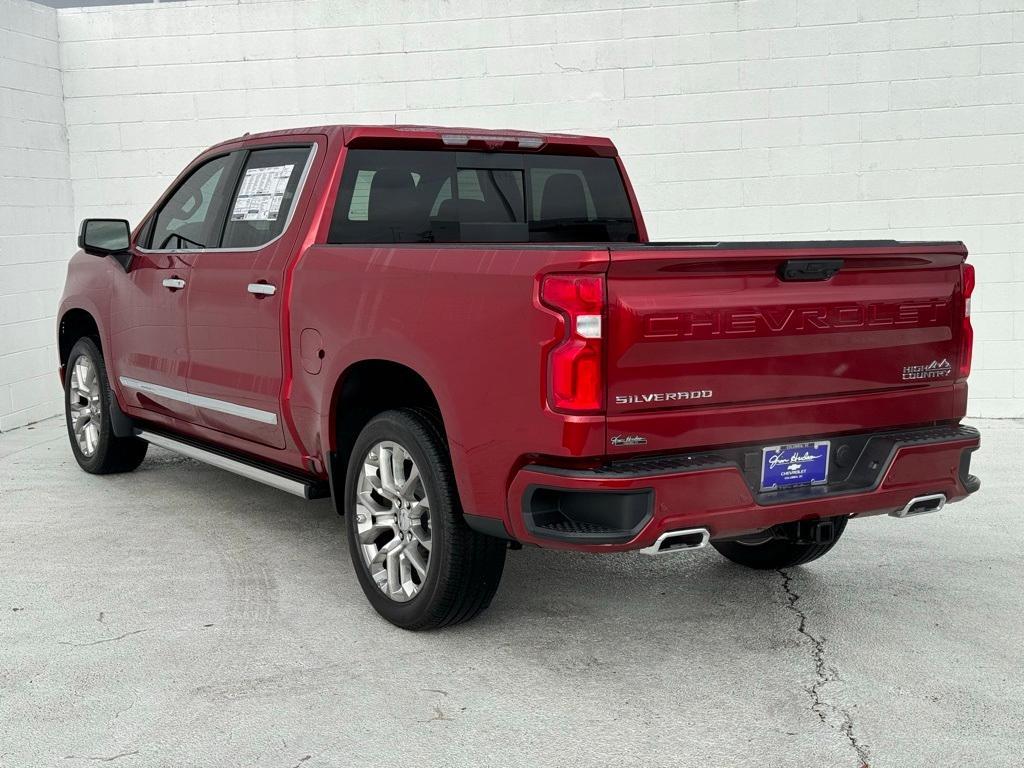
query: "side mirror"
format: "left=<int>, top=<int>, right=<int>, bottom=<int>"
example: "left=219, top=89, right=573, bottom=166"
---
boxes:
left=79, top=219, right=131, bottom=257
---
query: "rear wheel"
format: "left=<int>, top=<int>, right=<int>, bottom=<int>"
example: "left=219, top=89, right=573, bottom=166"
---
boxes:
left=64, top=337, right=147, bottom=474
left=711, top=516, right=848, bottom=569
left=344, top=408, right=506, bottom=630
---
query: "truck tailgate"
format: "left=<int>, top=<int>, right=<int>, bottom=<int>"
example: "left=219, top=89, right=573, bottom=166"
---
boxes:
left=606, top=242, right=968, bottom=453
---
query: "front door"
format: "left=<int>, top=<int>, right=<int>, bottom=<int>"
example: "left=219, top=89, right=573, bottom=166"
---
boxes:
left=185, top=142, right=319, bottom=449
left=111, top=152, right=240, bottom=424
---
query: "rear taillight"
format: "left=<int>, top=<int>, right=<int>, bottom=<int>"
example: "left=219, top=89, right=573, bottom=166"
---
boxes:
left=540, top=274, right=605, bottom=413
left=959, top=263, right=975, bottom=379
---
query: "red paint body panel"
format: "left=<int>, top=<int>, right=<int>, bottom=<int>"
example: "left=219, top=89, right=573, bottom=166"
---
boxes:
left=606, top=385, right=961, bottom=457
left=607, top=249, right=962, bottom=413
left=290, top=242, right=609, bottom=517
left=57, top=124, right=980, bottom=552
left=604, top=245, right=969, bottom=455
left=183, top=135, right=328, bottom=449
left=109, top=249, right=200, bottom=422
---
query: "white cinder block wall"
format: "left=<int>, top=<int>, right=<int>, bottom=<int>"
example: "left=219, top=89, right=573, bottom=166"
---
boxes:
left=0, top=0, right=73, bottom=431
left=3, top=0, right=1023, bottom=430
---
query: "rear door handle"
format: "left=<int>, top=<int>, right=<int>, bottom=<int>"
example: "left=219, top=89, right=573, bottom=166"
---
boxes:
left=162, top=277, right=186, bottom=290
left=247, top=283, right=277, bottom=296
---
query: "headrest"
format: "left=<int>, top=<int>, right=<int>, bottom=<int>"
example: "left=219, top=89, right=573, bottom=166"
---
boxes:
left=540, top=173, right=588, bottom=221
left=368, top=169, right=417, bottom=221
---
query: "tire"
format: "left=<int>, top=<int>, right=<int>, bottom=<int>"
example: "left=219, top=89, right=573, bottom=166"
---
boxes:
left=64, top=337, right=148, bottom=474
left=711, top=516, right=848, bottom=570
left=344, top=408, right=506, bottom=630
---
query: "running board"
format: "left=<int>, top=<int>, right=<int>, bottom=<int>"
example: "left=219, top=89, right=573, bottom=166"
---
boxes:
left=135, top=429, right=329, bottom=500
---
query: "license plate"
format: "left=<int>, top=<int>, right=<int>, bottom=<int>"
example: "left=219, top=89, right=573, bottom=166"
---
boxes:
left=761, top=441, right=830, bottom=491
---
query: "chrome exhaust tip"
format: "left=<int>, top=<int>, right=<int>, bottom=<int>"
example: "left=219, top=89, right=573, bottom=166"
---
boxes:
left=890, top=493, right=947, bottom=519
left=639, top=527, right=711, bottom=556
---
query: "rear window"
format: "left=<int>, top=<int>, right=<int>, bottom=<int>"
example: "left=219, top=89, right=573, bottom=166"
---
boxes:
left=328, top=149, right=638, bottom=244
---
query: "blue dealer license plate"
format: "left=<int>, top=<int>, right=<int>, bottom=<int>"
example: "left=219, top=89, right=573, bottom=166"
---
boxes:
left=761, top=441, right=830, bottom=491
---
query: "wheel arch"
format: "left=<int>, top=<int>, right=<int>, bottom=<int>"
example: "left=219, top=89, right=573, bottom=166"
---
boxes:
left=58, top=307, right=134, bottom=439
left=58, top=307, right=102, bottom=371
left=328, top=359, right=449, bottom=513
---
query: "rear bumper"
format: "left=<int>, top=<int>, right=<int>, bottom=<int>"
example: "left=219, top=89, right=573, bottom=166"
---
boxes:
left=498, top=424, right=981, bottom=553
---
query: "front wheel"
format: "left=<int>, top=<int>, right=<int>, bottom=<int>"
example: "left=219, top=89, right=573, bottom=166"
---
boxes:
left=344, top=408, right=507, bottom=630
left=64, top=337, right=148, bottom=474
left=711, top=516, right=848, bottom=570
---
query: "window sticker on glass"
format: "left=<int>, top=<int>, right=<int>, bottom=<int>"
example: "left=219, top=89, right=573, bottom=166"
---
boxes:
left=231, top=164, right=295, bottom=221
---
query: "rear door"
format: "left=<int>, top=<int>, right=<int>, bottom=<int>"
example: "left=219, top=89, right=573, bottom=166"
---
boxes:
left=184, top=140, right=321, bottom=449
left=606, top=243, right=965, bottom=449
left=112, top=152, right=240, bottom=423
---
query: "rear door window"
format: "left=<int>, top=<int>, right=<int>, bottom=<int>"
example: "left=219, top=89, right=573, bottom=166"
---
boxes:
left=220, top=146, right=312, bottom=249
left=328, top=149, right=637, bottom=244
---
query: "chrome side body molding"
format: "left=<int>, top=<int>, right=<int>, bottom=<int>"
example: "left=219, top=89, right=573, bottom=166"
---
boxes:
left=119, top=377, right=278, bottom=425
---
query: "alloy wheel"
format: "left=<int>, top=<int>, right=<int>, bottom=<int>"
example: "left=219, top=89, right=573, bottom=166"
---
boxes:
left=68, top=354, right=102, bottom=457
left=354, top=440, right=432, bottom=602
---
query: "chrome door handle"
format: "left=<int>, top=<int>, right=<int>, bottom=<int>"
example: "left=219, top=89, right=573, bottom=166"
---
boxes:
left=162, top=278, right=186, bottom=290
left=247, top=283, right=277, bottom=296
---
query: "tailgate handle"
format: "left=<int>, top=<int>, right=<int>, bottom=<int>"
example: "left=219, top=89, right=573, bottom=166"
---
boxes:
left=778, top=259, right=843, bottom=282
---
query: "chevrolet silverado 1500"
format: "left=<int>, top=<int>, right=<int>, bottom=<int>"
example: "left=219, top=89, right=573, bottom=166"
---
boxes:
left=59, top=125, right=980, bottom=629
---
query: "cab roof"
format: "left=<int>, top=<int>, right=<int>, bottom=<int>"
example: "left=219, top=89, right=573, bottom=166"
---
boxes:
left=210, top=124, right=618, bottom=157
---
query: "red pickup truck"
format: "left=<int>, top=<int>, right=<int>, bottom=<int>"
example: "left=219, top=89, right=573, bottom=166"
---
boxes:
left=59, top=125, right=980, bottom=629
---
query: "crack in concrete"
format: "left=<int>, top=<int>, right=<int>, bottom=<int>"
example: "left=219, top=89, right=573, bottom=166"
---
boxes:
left=63, top=751, right=138, bottom=762
left=779, top=569, right=871, bottom=768
left=58, top=629, right=150, bottom=647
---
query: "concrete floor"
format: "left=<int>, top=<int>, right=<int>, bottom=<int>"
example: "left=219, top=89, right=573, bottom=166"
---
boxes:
left=0, top=417, right=1021, bottom=768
